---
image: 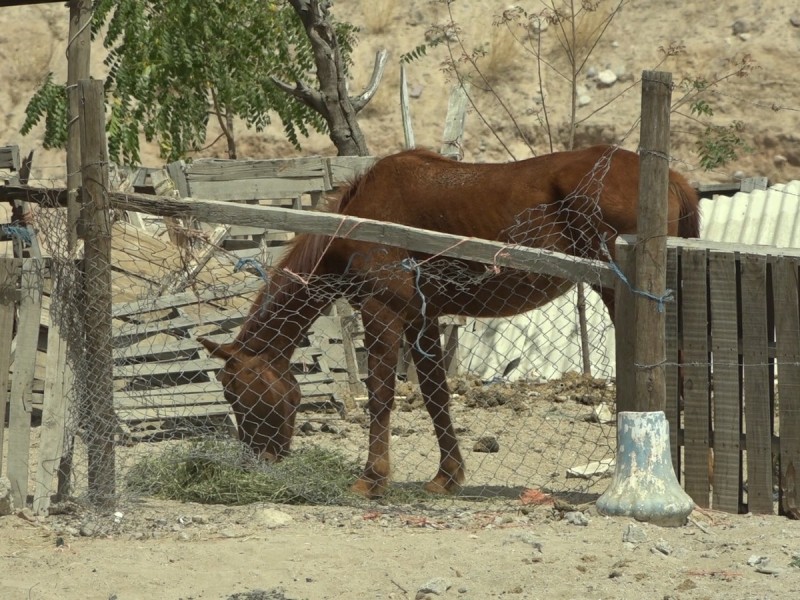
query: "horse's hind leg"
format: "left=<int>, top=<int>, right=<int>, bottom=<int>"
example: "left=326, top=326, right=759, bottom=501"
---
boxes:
left=407, top=319, right=466, bottom=494
left=592, top=284, right=616, bottom=327
left=351, top=300, right=404, bottom=498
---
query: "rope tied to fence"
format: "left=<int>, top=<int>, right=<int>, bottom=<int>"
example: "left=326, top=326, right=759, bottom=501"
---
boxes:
left=400, top=257, right=434, bottom=358
left=0, top=224, right=34, bottom=247
left=600, top=234, right=674, bottom=313
left=234, top=257, right=269, bottom=282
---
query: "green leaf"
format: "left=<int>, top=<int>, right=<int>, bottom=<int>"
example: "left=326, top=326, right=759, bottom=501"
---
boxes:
left=22, top=0, right=360, bottom=164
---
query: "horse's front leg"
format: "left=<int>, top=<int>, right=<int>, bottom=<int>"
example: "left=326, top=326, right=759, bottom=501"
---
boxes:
left=407, top=318, right=465, bottom=494
left=351, top=302, right=403, bottom=498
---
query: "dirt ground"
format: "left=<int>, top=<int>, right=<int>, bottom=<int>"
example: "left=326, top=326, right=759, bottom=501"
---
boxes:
left=2, top=2, right=800, bottom=598
left=2, top=494, right=799, bottom=600
left=3, top=376, right=800, bottom=600
left=1, top=1, right=799, bottom=184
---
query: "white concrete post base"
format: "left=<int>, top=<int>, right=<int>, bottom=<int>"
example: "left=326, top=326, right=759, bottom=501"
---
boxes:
left=596, top=411, right=694, bottom=527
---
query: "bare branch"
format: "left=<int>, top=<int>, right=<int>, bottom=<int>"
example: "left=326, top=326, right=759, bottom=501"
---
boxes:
left=271, top=76, right=326, bottom=115
left=351, top=49, right=389, bottom=112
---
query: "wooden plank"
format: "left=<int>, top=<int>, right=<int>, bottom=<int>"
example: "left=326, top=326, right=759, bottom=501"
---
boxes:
left=400, top=63, right=415, bottom=149
left=114, top=336, right=201, bottom=364
left=740, top=254, right=773, bottom=513
left=113, top=307, right=244, bottom=344
left=664, top=246, right=680, bottom=477
left=115, top=356, right=341, bottom=387
left=440, top=83, right=469, bottom=160
left=0, top=259, right=19, bottom=476
left=106, top=192, right=618, bottom=288
left=326, top=156, right=376, bottom=186
left=115, top=357, right=223, bottom=378
left=165, top=161, right=190, bottom=198
left=32, top=316, right=70, bottom=515
left=117, top=403, right=233, bottom=423
left=184, top=156, right=329, bottom=182
left=614, top=238, right=636, bottom=412
left=189, top=178, right=328, bottom=202
left=708, top=250, right=742, bottom=513
left=0, top=145, right=20, bottom=171
left=112, top=277, right=261, bottom=318
left=7, top=258, right=44, bottom=509
left=681, top=247, right=711, bottom=507
left=773, top=257, right=800, bottom=518
left=114, top=381, right=224, bottom=410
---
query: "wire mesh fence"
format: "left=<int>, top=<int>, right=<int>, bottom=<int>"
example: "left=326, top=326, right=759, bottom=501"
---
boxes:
left=4, top=144, right=704, bottom=512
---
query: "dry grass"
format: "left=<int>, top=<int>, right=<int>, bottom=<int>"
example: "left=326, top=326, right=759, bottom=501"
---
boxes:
left=124, top=437, right=440, bottom=506
left=550, top=0, right=615, bottom=65
left=125, top=439, right=363, bottom=505
left=483, top=23, right=521, bottom=81
left=361, top=0, right=397, bottom=34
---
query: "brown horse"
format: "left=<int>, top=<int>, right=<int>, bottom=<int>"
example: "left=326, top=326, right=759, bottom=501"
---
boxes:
left=199, top=144, right=700, bottom=498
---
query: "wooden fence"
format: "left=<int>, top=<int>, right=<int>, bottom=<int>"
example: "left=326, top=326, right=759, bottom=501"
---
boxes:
left=617, top=236, right=800, bottom=517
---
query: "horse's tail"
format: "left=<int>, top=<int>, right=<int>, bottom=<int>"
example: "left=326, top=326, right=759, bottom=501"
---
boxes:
left=671, top=179, right=701, bottom=239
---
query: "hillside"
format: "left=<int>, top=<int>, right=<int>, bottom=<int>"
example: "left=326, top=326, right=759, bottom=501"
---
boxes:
left=1, top=0, right=798, bottom=185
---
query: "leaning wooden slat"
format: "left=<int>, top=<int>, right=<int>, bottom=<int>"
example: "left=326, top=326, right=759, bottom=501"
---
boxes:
left=740, top=253, right=773, bottom=513
left=112, top=307, right=245, bottom=344
left=773, top=257, right=800, bottom=518
left=112, top=278, right=261, bottom=318
left=0, top=258, right=20, bottom=475
left=613, top=238, right=636, bottom=412
left=32, top=314, right=70, bottom=514
left=7, top=258, right=44, bottom=509
left=682, top=247, right=711, bottom=507
left=664, top=245, right=680, bottom=476
left=708, top=250, right=743, bottom=513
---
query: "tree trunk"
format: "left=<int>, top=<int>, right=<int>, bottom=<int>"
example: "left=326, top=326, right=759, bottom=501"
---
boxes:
left=287, top=0, right=370, bottom=156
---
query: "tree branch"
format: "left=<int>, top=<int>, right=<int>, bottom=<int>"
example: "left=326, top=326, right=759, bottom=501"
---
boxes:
left=270, top=76, right=326, bottom=115
left=351, top=49, right=389, bottom=112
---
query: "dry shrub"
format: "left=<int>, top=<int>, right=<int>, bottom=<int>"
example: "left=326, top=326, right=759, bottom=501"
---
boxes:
left=362, top=0, right=397, bottom=34
left=551, top=0, right=615, bottom=64
left=483, top=24, right=521, bottom=81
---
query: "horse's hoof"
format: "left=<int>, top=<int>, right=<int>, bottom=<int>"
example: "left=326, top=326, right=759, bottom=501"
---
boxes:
left=424, top=477, right=462, bottom=495
left=351, top=478, right=387, bottom=499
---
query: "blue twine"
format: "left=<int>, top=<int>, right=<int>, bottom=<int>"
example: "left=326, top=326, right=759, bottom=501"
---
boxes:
left=401, top=257, right=434, bottom=358
left=600, top=235, right=673, bottom=313
left=1, top=225, right=33, bottom=246
left=234, top=257, right=269, bottom=282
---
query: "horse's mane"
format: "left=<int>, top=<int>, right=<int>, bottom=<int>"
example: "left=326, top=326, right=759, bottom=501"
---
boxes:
left=669, top=180, right=701, bottom=239
left=237, top=167, right=376, bottom=343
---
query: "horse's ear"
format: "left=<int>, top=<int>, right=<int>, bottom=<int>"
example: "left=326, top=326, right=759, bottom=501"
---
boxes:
left=198, top=336, right=235, bottom=361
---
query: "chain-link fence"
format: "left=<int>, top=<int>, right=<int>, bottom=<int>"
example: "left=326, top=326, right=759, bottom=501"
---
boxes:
left=7, top=144, right=701, bottom=511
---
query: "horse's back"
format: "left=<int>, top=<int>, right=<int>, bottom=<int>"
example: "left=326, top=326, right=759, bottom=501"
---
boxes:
left=332, top=144, right=698, bottom=242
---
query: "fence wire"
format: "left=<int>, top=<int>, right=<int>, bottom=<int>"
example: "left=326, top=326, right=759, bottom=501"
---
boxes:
left=5, top=151, right=635, bottom=512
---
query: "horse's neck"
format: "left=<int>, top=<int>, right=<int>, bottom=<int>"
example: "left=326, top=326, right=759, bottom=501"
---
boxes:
left=236, top=285, right=329, bottom=363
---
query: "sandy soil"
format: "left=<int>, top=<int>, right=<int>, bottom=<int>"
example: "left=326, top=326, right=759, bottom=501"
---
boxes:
left=1, top=1, right=799, bottom=185
left=2, top=496, right=800, bottom=600
left=2, top=3, right=800, bottom=599
left=3, top=377, right=800, bottom=599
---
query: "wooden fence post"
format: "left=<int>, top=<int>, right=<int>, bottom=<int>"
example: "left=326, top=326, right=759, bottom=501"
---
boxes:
left=633, top=70, right=672, bottom=412
left=67, top=0, right=92, bottom=248
left=79, top=79, right=116, bottom=507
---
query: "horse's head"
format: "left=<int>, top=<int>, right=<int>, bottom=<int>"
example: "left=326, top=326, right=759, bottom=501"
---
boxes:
left=198, top=336, right=300, bottom=462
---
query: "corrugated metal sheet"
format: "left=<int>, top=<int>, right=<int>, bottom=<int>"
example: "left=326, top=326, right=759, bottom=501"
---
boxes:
left=701, top=180, right=800, bottom=247
left=458, top=181, right=800, bottom=382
